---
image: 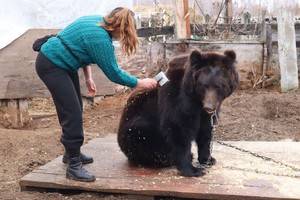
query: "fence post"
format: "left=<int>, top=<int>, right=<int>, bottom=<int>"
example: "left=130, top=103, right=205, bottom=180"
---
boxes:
left=173, top=0, right=191, bottom=39
left=277, top=10, right=299, bottom=92
left=224, top=0, right=233, bottom=24
left=0, top=99, right=31, bottom=128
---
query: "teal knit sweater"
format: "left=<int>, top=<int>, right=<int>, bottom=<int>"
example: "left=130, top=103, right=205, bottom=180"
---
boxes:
left=41, top=15, right=138, bottom=88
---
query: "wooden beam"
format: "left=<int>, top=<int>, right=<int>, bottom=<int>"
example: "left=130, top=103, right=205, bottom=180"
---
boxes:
left=173, top=0, right=191, bottom=39
left=225, top=0, right=233, bottom=24
left=137, top=26, right=174, bottom=37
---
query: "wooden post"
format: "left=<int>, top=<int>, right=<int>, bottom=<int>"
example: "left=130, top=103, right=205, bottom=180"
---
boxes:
left=173, top=0, right=191, bottom=39
left=135, top=14, right=141, bottom=29
left=0, top=99, right=32, bottom=128
left=19, top=99, right=31, bottom=127
left=7, top=100, right=19, bottom=128
left=277, top=10, right=299, bottom=92
left=224, top=0, right=233, bottom=24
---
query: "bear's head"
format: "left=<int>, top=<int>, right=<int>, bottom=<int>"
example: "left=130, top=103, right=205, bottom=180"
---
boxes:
left=183, top=49, right=239, bottom=114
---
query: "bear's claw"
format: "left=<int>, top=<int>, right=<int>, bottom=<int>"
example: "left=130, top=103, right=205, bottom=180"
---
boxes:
left=199, top=156, right=217, bottom=166
left=180, top=166, right=206, bottom=177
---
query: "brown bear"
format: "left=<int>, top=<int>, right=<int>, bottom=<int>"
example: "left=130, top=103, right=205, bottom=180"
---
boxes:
left=117, top=49, right=239, bottom=177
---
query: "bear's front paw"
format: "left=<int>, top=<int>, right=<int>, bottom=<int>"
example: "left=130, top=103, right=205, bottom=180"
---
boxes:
left=199, top=156, right=217, bottom=166
left=180, top=166, right=206, bottom=177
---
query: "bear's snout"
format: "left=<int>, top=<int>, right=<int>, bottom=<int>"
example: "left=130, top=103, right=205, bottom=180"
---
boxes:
left=203, top=90, right=219, bottom=114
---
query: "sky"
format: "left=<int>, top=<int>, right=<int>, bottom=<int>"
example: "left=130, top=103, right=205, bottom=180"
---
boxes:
left=0, top=0, right=133, bottom=49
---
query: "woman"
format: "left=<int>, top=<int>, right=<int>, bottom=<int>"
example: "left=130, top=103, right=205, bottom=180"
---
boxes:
left=35, top=7, right=157, bottom=182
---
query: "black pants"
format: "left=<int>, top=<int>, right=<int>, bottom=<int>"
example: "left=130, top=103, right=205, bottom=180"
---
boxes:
left=35, top=52, right=83, bottom=153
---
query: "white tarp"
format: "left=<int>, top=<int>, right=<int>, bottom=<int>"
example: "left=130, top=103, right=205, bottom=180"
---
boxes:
left=0, top=0, right=133, bottom=49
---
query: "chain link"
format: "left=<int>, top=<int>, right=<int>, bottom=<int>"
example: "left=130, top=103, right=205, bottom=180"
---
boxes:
left=201, top=111, right=218, bottom=168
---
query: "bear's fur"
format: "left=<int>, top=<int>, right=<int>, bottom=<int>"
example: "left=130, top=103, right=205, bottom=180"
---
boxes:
left=117, top=49, right=239, bottom=177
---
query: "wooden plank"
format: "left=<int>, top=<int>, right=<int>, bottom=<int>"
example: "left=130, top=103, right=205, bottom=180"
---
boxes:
left=19, top=135, right=300, bottom=199
left=0, top=29, right=115, bottom=99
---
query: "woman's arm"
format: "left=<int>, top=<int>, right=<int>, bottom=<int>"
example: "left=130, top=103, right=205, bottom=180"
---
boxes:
left=86, top=40, right=139, bottom=87
left=87, top=40, right=157, bottom=89
left=83, top=65, right=97, bottom=97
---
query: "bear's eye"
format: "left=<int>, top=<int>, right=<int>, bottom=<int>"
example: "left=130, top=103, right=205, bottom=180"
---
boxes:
left=202, top=84, right=209, bottom=89
left=214, top=85, right=221, bottom=90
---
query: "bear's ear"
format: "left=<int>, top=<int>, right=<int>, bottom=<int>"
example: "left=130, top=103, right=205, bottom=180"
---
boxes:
left=224, top=50, right=236, bottom=63
left=189, top=49, right=202, bottom=66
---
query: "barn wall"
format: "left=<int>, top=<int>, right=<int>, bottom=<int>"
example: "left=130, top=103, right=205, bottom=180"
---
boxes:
left=165, top=40, right=264, bottom=89
left=107, top=40, right=265, bottom=90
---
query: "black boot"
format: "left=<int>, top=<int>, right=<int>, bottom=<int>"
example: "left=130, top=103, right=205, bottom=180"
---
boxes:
left=66, top=155, right=96, bottom=182
left=62, top=152, right=94, bottom=164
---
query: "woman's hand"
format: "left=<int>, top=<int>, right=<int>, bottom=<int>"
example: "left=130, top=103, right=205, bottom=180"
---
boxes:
left=85, top=78, right=97, bottom=97
left=136, top=78, right=157, bottom=90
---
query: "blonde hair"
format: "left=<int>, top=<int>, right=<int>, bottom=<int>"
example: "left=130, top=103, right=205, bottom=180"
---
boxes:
left=100, top=7, right=138, bottom=57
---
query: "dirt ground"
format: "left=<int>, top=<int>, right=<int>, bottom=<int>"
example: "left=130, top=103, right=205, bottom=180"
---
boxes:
left=0, top=86, right=300, bottom=200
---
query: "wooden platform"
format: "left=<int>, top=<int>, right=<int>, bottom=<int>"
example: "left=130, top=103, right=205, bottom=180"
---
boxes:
left=20, top=134, right=300, bottom=199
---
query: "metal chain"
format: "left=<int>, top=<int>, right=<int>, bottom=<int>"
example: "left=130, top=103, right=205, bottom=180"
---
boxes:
left=216, top=141, right=300, bottom=172
left=220, top=165, right=300, bottom=179
left=216, top=140, right=300, bottom=178
left=201, top=111, right=218, bottom=168
left=201, top=112, right=300, bottom=178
